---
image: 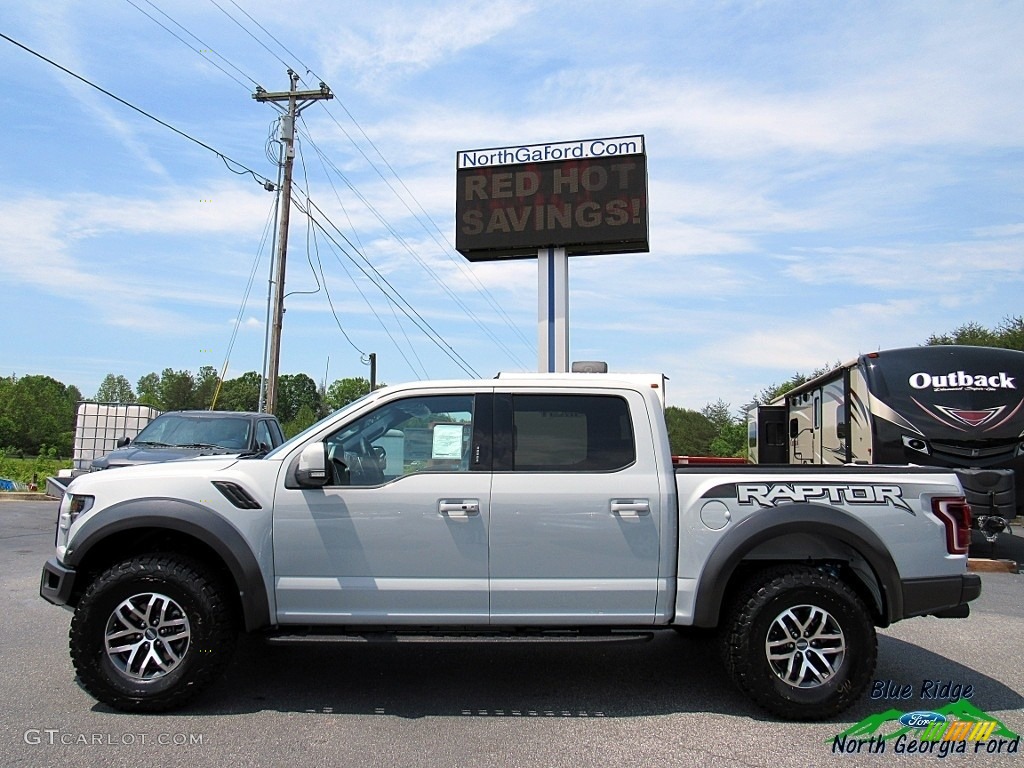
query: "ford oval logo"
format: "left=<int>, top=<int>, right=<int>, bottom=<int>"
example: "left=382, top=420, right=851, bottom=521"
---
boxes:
left=899, top=711, right=947, bottom=728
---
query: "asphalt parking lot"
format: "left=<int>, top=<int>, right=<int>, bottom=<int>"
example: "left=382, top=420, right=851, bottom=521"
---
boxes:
left=2, top=498, right=1022, bottom=768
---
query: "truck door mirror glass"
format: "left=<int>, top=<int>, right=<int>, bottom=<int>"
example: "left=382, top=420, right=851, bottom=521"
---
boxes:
left=836, top=423, right=848, bottom=439
left=789, top=418, right=799, bottom=439
left=295, top=442, right=329, bottom=487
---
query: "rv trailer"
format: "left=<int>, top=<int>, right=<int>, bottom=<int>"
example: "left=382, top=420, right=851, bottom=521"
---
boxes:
left=748, top=345, right=1024, bottom=527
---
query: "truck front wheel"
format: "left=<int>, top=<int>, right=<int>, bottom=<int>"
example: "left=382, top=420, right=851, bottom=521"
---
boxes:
left=69, top=555, right=237, bottom=712
left=722, top=566, right=876, bottom=720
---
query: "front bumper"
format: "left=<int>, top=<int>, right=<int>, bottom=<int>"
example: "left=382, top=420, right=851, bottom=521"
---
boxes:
left=901, top=573, right=982, bottom=619
left=40, top=558, right=77, bottom=608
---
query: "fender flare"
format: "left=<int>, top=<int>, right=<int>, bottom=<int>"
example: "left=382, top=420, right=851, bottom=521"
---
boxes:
left=691, top=503, right=903, bottom=627
left=65, top=497, right=271, bottom=632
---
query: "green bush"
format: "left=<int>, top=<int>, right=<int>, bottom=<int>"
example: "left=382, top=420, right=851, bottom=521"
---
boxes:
left=0, top=456, right=72, bottom=490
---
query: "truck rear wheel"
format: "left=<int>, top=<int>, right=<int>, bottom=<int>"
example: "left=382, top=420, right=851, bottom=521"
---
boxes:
left=69, top=555, right=237, bottom=712
left=722, top=566, right=876, bottom=720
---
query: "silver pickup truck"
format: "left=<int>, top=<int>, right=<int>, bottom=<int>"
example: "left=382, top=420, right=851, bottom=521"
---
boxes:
left=40, top=373, right=980, bottom=719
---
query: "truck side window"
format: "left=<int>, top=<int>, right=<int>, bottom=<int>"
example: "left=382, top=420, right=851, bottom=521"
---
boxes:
left=510, top=395, right=635, bottom=472
left=255, top=420, right=273, bottom=450
left=323, top=395, right=475, bottom=486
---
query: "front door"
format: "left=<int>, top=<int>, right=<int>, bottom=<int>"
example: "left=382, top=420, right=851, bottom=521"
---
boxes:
left=273, top=393, right=490, bottom=624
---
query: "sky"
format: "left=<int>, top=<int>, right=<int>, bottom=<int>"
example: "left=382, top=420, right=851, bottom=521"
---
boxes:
left=2, top=1, right=1022, bottom=412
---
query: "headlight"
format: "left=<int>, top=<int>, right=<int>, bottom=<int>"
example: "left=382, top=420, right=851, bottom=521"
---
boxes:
left=59, top=494, right=94, bottom=534
left=902, top=435, right=930, bottom=455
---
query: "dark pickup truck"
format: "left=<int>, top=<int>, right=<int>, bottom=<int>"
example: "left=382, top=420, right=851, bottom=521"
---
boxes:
left=90, top=410, right=284, bottom=470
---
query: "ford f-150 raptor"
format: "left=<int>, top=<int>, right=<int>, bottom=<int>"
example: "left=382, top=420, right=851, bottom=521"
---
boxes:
left=40, top=373, right=980, bottom=719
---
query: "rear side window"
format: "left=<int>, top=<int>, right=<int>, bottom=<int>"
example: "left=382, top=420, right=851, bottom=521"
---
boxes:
left=509, top=394, right=635, bottom=472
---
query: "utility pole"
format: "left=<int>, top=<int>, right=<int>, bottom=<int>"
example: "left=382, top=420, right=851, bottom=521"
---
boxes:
left=253, top=70, right=333, bottom=415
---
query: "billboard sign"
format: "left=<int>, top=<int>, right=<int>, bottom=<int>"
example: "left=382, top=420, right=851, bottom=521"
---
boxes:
left=455, top=135, right=649, bottom=261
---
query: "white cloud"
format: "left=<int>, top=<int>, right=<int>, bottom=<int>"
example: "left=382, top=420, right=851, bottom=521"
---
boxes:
left=781, top=238, right=1024, bottom=294
left=29, top=3, right=171, bottom=178
left=230, top=316, right=263, bottom=329
left=317, top=0, right=534, bottom=87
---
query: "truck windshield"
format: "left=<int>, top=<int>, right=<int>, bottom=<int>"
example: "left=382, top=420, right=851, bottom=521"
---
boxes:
left=134, top=414, right=251, bottom=450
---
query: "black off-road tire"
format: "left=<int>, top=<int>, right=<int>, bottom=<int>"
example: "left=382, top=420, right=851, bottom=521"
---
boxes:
left=69, top=555, right=237, bottom=712
left=721, top=566, right=876, bottom=721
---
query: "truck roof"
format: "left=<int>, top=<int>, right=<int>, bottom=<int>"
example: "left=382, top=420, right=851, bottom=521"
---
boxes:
left=497, top=372, right=668, bottom=404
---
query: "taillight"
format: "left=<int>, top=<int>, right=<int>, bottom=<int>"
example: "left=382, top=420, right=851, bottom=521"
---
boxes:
left=931, top=497, right=972, bottom=555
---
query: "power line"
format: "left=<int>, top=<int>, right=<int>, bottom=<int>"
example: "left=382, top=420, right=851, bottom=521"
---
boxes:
left=226, top=0, right=309, bottom=75
left=296, top=140, right=425, bottom=378
left=0, top=30, right=274, bottom=190
left=207, top=0, right=291, bottom=71
left=313, top=100, right=534, bottom=353
left=202, top=1, right=531, bottom=359
left=303, top=194, right=478, bottom=377
left=293, top=141, right=364, bottom=359
left=212, top=196, right=279, bottom=408
left=303, top=132, right=429, bottom=379
left=294, top=192, right=480, bottom=377
left=124, top=0, right=259, bottom=91
left=297, top=123, right=528, bottom=371
left=283, top=138, right=324, bottom=301
left=5, top=19, right=517, bottom=379
left=173, top=1, right=529, bottom=370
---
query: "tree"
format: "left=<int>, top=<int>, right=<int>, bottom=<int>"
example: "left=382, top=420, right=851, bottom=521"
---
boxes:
left=701, top=400, right=747, bottom=457
left=664, top=406, right=716, bottom=457
left=709, top=420, right=747, bottom=458
left=133, top=368, right=218, bottom=411
left=216, top=372, right=262, bottom=412
left=95, top=374, right=135, bottom=404
left=158, top=368, right=196, bottom=411
left=276, top=373, right=320, bottom=422
left=136, top=372, right=161, bottom=408
left=926, top=321, right=998, bottom=348
left=701, top=399, right=734, bottom=433
left=283, top=403, right=318, bottom=439
left=0, top=376, right=15, bottom=450
left=325, top=377, right=373, bottom=411
left=0, top=374, right=79, bottom=456
left=997, top=316, right=1024, bottom=351
left=927, top=315, right=1024, bottom=351
left=193, top=366, right=219, bottom=410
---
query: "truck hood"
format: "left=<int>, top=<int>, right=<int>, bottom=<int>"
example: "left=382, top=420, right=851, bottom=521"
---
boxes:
left=91, top=445, right=237, bottom=469
left=70, top=455, right=243, bottom=494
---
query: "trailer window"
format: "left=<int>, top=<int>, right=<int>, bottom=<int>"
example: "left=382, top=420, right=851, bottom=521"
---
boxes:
left=835, top=404, right=847, bottom=438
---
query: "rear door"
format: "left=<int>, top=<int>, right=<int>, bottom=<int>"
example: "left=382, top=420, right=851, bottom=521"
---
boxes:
left=488, top=390, right=662, bottom=624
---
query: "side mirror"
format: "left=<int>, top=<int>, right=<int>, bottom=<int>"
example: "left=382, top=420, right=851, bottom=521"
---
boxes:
left=117, top=436, right=131, bottom=448
left=789, top=419, right=799, bottom=440
left=836, top=423, right=849, bottom=440
left=295, top=442, right=329, bottom=487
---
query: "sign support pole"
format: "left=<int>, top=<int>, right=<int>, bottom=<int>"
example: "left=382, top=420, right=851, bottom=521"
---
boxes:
left=538, top=246, right=569, bottom=372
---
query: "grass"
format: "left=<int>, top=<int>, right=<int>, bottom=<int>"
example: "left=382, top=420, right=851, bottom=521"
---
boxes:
left=0, top=456, right=72, bottom=491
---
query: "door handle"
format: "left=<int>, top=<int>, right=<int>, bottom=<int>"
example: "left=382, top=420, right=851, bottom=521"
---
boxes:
left=611, top=500, right=650, bottom=518
left=439, top=500, right=480, bottom=518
